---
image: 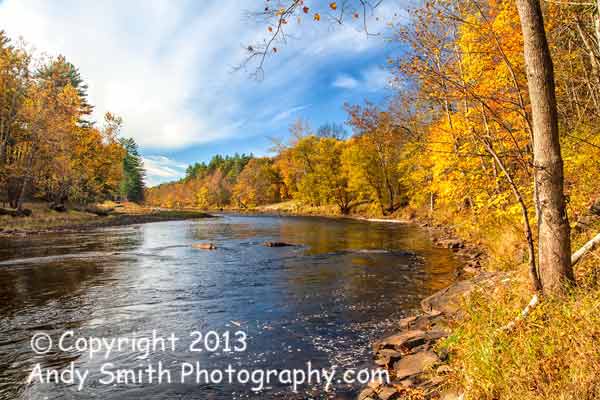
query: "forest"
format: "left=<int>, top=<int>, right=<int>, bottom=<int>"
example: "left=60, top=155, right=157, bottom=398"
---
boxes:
left=0, top=32, right=145, bottom=214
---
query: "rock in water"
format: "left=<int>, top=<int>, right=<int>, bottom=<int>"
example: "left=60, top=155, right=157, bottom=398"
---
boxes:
left=262, top=241, right=294, bottom=247
left=192, top=243, right=217, bottom=250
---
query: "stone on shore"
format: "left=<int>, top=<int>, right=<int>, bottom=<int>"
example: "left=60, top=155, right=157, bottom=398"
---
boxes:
left=374, top=329, right=448, bottom=355
left=357, top=273, right=510, bottom=400
left=0, top=208, right=32, bottom=217
left=421, top=271, right=509, bottom=316
left=358, top=387, right=377, bottom=400
left=49, top=202, right=67, bottom=212
left=393, top=351, right=440, bottom=380
left=590, top=199, right=600, bottom=216
left=377, top=386, right=400, bottom=400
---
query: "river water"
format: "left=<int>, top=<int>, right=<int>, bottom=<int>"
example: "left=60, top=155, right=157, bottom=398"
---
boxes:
left=0, top=215, right=458, bottom=399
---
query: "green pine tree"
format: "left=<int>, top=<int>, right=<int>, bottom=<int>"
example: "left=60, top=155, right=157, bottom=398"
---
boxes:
left=119, top=138, right=145, bottom=202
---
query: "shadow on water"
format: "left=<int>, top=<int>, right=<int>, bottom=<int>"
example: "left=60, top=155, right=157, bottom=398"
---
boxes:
left=0, top=215, right=459, bottom=399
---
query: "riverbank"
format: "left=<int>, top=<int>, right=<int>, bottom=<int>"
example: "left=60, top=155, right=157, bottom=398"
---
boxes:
left=0, top=201, right=214, bottom=237
left=357, top=271, right=511, bottom=400
left=356, top=222, right=600, bottom=399
left=7, top=202, right=597, bottom=399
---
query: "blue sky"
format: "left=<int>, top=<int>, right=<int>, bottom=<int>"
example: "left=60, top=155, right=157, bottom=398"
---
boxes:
left=0, top=0, right=407, bottom=185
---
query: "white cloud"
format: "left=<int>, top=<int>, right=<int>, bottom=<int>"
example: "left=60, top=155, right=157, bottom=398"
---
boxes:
left=332, top=66, right=392, bottom=92
left=0, top=1, right=393, bottom=150
left=142, top=156, right=188, bottom=187
left=332, top=74, right=360, bottom=89
left=361, top=66, right=392, bottom=92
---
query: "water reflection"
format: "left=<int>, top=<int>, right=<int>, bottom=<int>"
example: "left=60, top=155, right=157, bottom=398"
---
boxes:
left=0, top=215, right=458, bottom=399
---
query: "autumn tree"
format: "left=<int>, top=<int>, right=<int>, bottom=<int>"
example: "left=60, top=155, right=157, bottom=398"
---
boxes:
left=233, top=157, right=282, bottom=207
left=0, top=32, right=129, bottom=211
left=345, top=104, right=406, bottom=215
left=0, top=31, right=30, bottom=208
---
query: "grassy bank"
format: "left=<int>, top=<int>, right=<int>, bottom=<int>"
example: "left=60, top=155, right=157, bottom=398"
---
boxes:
left=433, top=219, right=600, bottom=399
left=440, top=270, right=600, bottom=399
left=0, top=201, right=213, bottom=236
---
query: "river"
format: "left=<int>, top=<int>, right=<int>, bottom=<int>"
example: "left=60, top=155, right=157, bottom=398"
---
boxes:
left=0, top=214, right=458, bottom=399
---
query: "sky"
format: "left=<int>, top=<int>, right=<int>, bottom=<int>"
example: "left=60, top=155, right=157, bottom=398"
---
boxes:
left=0, top=0, right=406, bottom=186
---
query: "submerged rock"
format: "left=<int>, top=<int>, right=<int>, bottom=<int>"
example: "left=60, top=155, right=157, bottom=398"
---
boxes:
left=192, top=242, right=217, bottom=250
left=262, top=241, right=294, bottom=247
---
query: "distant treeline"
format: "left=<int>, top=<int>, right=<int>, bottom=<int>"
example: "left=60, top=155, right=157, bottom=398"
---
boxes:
left=145, top=115, right=407, bottom=215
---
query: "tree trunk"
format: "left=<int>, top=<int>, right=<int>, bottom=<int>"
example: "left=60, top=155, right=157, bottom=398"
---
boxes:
left=595, top=0, right=600, bottom=59
left=516, top=0, right=574, bottom=294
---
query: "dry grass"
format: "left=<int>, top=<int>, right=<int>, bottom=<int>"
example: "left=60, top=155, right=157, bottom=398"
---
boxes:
left=440, top=234, right=600, bottom=400
left=441, top=279, right=600, bottom=400
left=0, top=202, right=100, bottom=231
left=421, top=209, right=600, bottom=400
left=0, top=201, right=210, bottom=233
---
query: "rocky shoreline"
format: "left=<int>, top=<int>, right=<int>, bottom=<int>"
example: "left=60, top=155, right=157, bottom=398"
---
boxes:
left=358, top=271, right=509, bottom=400
left=354, top=221, right=498, bottom=400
